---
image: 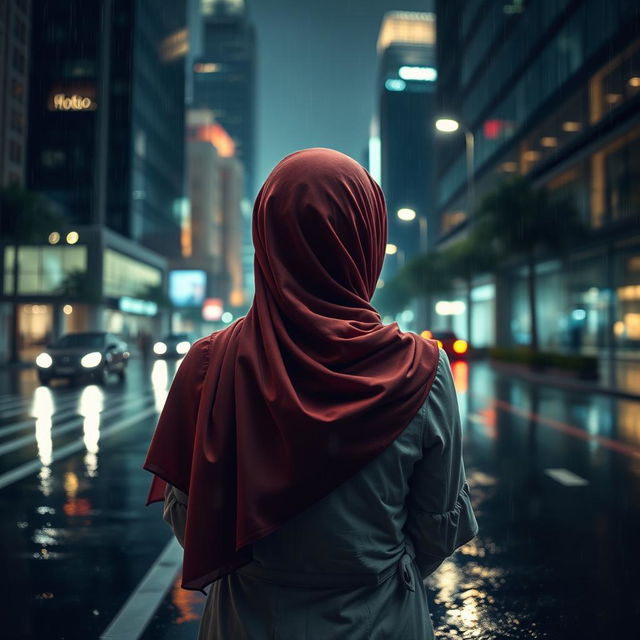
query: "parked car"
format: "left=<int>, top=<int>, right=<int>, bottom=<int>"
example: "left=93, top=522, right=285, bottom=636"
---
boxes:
left=153, top=333, right=193, bottom=359
left=421, top=329, right=469, bottom=360
left=35, top=332, right=129, bottom=386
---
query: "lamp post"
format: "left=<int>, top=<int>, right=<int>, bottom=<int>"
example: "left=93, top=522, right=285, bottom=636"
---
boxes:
left=435, top=118, right=475, bottom=219
left=435, top=118, right=476, bottom=345
left=397, top=208, right=428, bottom=253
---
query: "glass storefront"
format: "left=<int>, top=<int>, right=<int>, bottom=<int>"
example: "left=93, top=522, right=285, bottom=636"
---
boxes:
left=3, top=245, right=87, bottom=295
left=103, top=248, right=162, bottom=298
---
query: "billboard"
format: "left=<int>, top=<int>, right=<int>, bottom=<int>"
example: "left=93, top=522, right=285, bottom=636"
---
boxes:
left=169, top=270, right=207, bottom=307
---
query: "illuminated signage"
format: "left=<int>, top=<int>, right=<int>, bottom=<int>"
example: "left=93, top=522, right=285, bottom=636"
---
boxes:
left=52, top=94, right=95, bottom=111
left=169, top=270, right=207, bottom=307
left=202, top=298, right=224, bottom=322
left=398, top=66, right=437, bottom=82
left=119, top=296, right=158, bottom=316
left=48, top=84, right=96, bottom=111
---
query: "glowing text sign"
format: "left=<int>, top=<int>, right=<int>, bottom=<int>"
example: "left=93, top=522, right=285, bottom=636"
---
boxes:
left=51, top=94, right=96, bottom=111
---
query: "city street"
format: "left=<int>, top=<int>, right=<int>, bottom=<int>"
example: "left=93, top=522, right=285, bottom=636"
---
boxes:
left=0, top=354, right=638, bottom=639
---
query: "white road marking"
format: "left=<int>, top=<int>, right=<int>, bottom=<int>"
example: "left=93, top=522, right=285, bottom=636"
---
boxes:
left=544, top=468, right=589, bottom=486
left=0, top=404, right=157, bottom=490
left=100, top=538, right=183, bottom=640
left=0, top=394, right=151, bottom=456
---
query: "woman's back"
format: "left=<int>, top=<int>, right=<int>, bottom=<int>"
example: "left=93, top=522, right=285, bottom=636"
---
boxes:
left=177, top=350, right=477, bottom=639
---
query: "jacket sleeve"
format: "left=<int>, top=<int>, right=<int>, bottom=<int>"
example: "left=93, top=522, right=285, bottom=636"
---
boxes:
left=163, top=484, right=189, bottom=547
left=405, top=349, right=478, bottom=579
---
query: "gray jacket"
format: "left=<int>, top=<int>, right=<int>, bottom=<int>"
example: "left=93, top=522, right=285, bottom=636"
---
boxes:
left=163, top=349, right=478, bottom=639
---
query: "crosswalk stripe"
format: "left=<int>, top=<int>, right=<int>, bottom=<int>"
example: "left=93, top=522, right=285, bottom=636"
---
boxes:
left=544, top=468, right=589, bottom=486
left=0, top=395, right=152, bottom=456
left=0, top=404, right=157, bottom=491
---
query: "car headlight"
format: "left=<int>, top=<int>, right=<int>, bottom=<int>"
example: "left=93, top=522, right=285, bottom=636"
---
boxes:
left=176, top=340, right=190, bottom=355
left=36, top=353, right=53, bottom=369
left=81, top=352, right=103, bottom=368
left=154, top=341, right=167, bottom=355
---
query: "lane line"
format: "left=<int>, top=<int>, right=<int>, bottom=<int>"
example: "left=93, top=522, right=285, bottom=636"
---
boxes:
left=100, top=538, right=183, bottom=640
left=0, top=395, right=152, bottom=456
left=0, top=404, right=157, bottom=490
left=544, top=468, right=589, bottom=486
left=472, top=392, right=640, bottom=460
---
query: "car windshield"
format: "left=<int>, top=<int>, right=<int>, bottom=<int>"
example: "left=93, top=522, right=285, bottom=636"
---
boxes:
left=54, top=334, right=106, bottom=349
left=166, top=334, right=189, bottom=341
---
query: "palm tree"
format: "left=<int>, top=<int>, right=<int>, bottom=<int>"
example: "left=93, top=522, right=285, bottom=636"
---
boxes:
left=477, top=176, right=583, bottom=352
left=0, top=185, right=63, bottom=362
left=444, top=226, right=498, bottom=344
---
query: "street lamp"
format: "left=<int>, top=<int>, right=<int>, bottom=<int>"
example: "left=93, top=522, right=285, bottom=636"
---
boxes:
left=396, top=208, right=428, bottom=253
left=435, top=117, right=475, bottom=218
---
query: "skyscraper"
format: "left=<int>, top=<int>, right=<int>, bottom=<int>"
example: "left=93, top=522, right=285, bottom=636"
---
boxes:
left=193, top=0, right=256, bottom=200
left=27, top=0, right=187, bottom=257
left=0, top=0, right=31, bottom=187
left=0, top=0, right=188, bottom=354
left=377, top=12, right=437, bottom=277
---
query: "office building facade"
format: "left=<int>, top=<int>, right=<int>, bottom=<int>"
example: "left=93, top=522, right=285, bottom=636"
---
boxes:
left=434, top=0, right=640, bottom=358
left=0, top=0, right=31, bottom=187
left=0, top=0, right=188, bottom=357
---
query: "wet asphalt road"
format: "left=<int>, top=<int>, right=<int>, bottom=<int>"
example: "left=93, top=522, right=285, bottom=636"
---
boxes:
left=0, top=355, right=639, bottom=639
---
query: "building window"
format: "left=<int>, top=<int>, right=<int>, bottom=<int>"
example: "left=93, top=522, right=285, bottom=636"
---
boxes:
left=8, top=140, right=22, bottom=163
left=11, top=78, right=24, bottom=100
left=12, top=46, right=25, bottom=73
left=41, top=149, right=66, bottom=168
left=103, top=249, right=162, bottom=299
left=3, top=246, right=88, bottom=296
left=13, top=16, right=26, bottom=43
left=10, top=108, right=24, bottom=133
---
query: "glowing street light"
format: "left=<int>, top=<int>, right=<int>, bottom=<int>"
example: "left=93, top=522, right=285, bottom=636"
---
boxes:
left=397, top=208, right=416, bottom=221
left=397, top=209, right=428, bottom=252
left=385, top=243, right=398, bottom=255
left=435, top=118, right=460, bottom=133
left=434, top=117, right=475, bottom=219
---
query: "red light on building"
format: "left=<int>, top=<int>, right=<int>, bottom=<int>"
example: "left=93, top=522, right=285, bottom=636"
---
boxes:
left=203, top=298, right=224, bottom=322
left=483, top=119, right=503, bottom=139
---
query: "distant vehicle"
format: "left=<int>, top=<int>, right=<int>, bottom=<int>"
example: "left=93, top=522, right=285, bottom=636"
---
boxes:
left=153, top=333, right=193, bottom=359
left=421, top=330, right=469, bottom=360
left=35, top=332, right=129, bottom=386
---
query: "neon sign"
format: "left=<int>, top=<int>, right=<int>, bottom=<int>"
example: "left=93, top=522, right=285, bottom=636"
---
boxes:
left=51, top=94, right=96, bottom=111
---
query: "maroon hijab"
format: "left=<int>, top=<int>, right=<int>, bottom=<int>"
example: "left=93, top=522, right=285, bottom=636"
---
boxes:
left=144, top=148, right=439, bottom=590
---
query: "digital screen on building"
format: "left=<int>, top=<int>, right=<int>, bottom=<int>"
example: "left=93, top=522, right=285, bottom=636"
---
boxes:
left=169, top=270, right=207, bottom=307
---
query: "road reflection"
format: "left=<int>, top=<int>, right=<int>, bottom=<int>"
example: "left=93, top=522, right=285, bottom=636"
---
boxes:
left=78, top=385, right=104, bottom=477
left=32, top=387, right=54, bottom=496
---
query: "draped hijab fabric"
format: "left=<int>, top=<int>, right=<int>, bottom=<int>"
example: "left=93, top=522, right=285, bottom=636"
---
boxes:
left=144, top=148, right=439, bottom=590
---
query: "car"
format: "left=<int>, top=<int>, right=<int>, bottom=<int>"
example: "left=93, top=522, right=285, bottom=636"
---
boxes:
left=35, top=332, right=129, bottom=386
left=421, top=330, right=469, bottom=360
left=153, top=333, right=193, bottom=359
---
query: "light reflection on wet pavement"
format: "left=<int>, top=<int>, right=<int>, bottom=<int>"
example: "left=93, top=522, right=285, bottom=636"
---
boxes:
left=1, top=357, right=639, bottom=638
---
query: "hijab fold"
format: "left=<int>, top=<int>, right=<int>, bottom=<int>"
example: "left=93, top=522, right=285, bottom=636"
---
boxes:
left=144, top=148, right=439, bottom=590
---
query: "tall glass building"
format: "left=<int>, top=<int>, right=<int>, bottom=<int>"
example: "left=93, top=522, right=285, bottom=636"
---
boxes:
left=0, top=0, right=188, bottom=355
left=377, top=11, right=437, bottom=279
left=435, top=0, right=640, bottom=364
left=193, top=0, right=256, bottom=200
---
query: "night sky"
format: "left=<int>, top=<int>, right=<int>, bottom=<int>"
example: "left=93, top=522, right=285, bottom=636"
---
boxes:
left=250, top=0, right=433, bottom=189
